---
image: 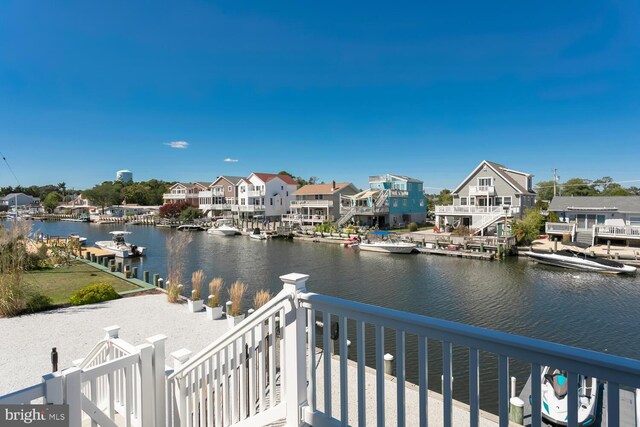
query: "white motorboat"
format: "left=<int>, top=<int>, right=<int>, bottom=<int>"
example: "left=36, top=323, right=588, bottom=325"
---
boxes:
left=176, top=224, right=204, bottom=231
left=68, top=234, right=87, bottom=245
left=95, top=231, right=145, bottom=257
left=525, top=250, right=636, bottom=275
left=358, top=231, right=417, bottom=254
left=207, top=224, right=240, bottom=236
left=249, top=228, right=268, bottom=240
left=539, top=366, right=598, bottom=426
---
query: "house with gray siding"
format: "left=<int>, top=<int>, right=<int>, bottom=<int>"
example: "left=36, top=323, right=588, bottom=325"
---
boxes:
left=198, top=176, right=244, bottom=218
left=281, top=182, right=359, bottom=226
left=434, top=160, right=536, bottom=235
left=547, top=196, right=640, bottom=246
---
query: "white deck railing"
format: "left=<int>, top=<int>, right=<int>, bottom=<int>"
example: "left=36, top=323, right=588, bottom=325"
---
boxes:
left=281, top=214, right=328, bottom=223
left=291, top=200, right=333, bottom=207
left=594, top=224, right=640, bottom=240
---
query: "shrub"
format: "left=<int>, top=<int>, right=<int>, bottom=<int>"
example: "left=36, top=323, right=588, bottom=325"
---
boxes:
left=252, top=289, right=272, bottom=310
left=208, top=278, right=224, bottom=308
left=0, top=222, right=32, bottom=317
left=26, top=293, right=53, bottom=313
left=408, top=222, right=418, bottom=232
left=69, top=283, right=119, bottom=306
left=228, top=280, right=247, bottom=316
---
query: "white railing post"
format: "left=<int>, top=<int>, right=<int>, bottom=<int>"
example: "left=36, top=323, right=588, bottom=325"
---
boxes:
left=62, top=367, right=83, bottom=427
left=104, top=325, right=120, bottom=340
left=148, top=334, right=168, bottom=427
left=138, top=343, right=155, bottom=427
left=42, top=372, right=64, bottom=404
left=280, top=273, right=310, bottom=426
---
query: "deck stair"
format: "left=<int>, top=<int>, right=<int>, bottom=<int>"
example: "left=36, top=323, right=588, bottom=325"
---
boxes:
left=336, top=206, right=356, bottom=227
left=575, top=230, right=593, bottom=246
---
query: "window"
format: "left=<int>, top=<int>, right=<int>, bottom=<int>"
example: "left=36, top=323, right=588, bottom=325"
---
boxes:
left=281, top=186, right=284, bottom=190
left=477, top=177, right=493, bottom=187
left=495, top=197, right=502, bottom=205
left=470, top=197, right=475, bottom=206
left=420, top=199, right=425, bottom=207
left=228, top=186, right=232, bottom=192
left=280, top=199, right=282, bottom=205
left=403, top=199, right=407, bottom=207
left=286, top=191, right=289, bottom=197
left=502, top=196, right=512, bottom=206
left=393, top=199, right=398, bottom=207
left=270, top=198, right=273, bottom=206
left=461, top=197, right=467, bottom=206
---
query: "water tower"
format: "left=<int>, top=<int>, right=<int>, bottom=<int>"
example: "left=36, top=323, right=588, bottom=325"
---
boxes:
left=116, top=170, right=133, bottom=183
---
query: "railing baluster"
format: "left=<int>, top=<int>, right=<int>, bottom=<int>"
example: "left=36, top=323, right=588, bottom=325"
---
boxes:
left=208, top=357, right=214, bottom=426
left=308, top=308, right=317, bottom=413
left=469, top=348, right=479, bottom=427
left=189, top=369, right=195, bottom=427
left=222, top=346, right=230, bottom=427
left=215, top=353, right=222, bottom=427
left=530, top=363, right=541, bottom=427
left=376, top=325, right=385, bottom=427
left=607, top=381, right=620, bottom=427
left=397, top=330, right=406, bottom=427
left=498, top=355, right=508, bottom=427
left=418, top=336, right=428, bottom=427
left=568, top=371, right=578, bottom=427
left=199, top=363, right=206, bottom=427
left=259, top=321, right=266, bottom=412
left=279, top=307, right=286, bottom=405
left=125, top=365, right=133, bottom=427
left=239, top=334, right=247, bottom=421
left=268, top=314, right=276, bottom=409
left=90, top=378, right=98, bottom=427
left=357, top=321, right=366, bottom=427
left=339, top=315, right=348, bottom=425
left=249, top=327, right=256, bottom=417
left=230, top=340, right=238, bottom=423
left=323, top=311, right=332, bottom=418
left=443, top=341, right=452, bottom=427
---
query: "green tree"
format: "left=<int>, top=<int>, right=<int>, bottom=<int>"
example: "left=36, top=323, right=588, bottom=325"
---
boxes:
left=437, top=189, right=453, bottom=205
left=180, top=206, right=204, bottom=221
left=510, top=208, right=545, bottom=245
left=560, top=178, right=597, bottom=197
left=534, top=180, right=555, bottom=202
left=57, top=182, right=67, bottom=203
left=83, top=182, right=120, bottom=213
left=601, top=184, right=630, bottom=196
left=43, top=192, right=61, bottom=212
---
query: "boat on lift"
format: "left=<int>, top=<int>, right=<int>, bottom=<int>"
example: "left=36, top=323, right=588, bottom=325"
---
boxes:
left=95, top=231, right=145, bottom=257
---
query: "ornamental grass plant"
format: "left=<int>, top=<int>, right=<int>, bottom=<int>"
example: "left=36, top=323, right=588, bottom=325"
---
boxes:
left=228, top=280, right=247, bottom=316
left=191, top=269, right=205, bottom=301
left=207, top=278, right=224, bottom=308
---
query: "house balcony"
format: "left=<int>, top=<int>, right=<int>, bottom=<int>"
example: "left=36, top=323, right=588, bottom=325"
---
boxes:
left=7, top=273, right=638, bottom=427
left=469, top=185, right=496, bottom=196
left=291, top=200, right=333, bottom=208
left=162, top=193, right=187, bottom=201
left=245, top=190, right=264, bottom=198
left=281, top=214, right=328, bottom=224
left=435, top=205, right=519, bottom=216
left=340, top=205, right=389, bottom=215
left=594, top=224, right=640, bottom=240
left=231, top=205, right=265, bottom=212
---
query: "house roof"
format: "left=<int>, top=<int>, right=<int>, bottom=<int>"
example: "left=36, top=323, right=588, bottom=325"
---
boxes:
left=168, top=182, right=208, bottom=190
left=1, top=193, right=38, bottom=201
left=211, top=176, right=244, bottom=187
left=549, top=196, right=640, bottom=213
left=453, top=160, right=534, bottom=195
left=369, top=174, right=422, bottom=183
left=294, top=183, right=355, bottom=196
left=251, top=173, right=298, bottom=186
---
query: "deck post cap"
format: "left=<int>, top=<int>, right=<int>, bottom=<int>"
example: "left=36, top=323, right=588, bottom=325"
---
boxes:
left=509, top=397, right=524, bottom=407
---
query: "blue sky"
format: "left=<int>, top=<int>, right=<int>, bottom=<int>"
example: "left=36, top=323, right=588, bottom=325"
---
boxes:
left=1, top=0, right=639, bottom=192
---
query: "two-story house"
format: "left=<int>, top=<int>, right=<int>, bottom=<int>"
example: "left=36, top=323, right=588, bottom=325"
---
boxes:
left=198, top=176, right=244, bottom=218
left=281, top=182, right=359, bottom=226
left=338, top=174, right=427, bottom=228
left=163, top=182, right=209, bottom=207
left=435, top=160, right=536, bottom=235
left=234, top=173, right=298, bottom=221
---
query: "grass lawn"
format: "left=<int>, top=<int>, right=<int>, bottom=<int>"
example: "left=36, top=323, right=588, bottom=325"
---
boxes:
left=24, top=261, right=141, bottom=305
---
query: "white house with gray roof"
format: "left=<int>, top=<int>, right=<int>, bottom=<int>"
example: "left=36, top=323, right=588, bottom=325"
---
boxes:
left=547, top=196, right=640, bottom=246
left=435, top=160, right=536, bottom=235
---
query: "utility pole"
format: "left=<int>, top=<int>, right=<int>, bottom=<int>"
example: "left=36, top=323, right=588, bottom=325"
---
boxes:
left=552, top=168, right=559, bottom=197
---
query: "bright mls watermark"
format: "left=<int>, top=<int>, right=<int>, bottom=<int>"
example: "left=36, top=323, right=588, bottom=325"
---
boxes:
left=1, top=404, right=68, bottom=426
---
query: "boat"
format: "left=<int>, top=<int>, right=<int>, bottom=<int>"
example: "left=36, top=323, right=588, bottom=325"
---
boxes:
left=358, top=231, right=417, bottom=254
left=68, top=234, right=87, bottom=245
left=207, top=224, right=240, bottom=236
left=341, top=236, right=360, bottom=247
left=95, top=231, right=145, bottom=257
left=176, top=224, right=204, bottom=232
left=249, top=228, right=268, bottom=240
left=537, top=366, right=598, bottom=426
left=525, top=250, right=637, bottom=275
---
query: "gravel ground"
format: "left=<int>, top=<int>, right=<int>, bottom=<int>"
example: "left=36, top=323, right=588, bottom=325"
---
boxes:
left=0, top=293, right=231, bottom=395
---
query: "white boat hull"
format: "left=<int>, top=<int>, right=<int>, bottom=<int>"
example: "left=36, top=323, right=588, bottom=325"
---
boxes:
left=540, top=366, right=598, bottom=426
left=525, top=251, right=636, bottom=274
left=249, top=233, right=267, bottom=240
left=207, top=225, right=239, bottom=236
left=359, top=242, right=416, bottom=254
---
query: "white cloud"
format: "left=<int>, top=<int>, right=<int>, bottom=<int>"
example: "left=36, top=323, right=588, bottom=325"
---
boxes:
left=224, top=158, right=239, bottom=163
left=165, top=141, right=189, bottom=149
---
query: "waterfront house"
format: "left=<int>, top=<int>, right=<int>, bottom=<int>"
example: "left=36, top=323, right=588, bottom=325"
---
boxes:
left=281, top=182, right=359, bottom=226
left=198, top=176, right=244, bottom=218
left=162, top=182, right=209, bottom=207
left=234, top=172, right=298, bottom=221
left=339, top=174, right=427, bottom=228
left=435, top=160, right=536, bottom=235
left=0, top=192, right=41, bottom=214
left=546, top=196, right=640, bottom=246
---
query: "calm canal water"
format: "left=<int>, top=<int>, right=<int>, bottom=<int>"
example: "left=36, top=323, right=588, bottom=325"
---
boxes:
left=18, top=221, right=640, bottom=413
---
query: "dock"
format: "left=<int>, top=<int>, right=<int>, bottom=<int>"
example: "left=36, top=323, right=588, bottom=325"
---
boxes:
left=417, top=247, right=495, bottom=260
left=518, top=374, right=638, bottom=426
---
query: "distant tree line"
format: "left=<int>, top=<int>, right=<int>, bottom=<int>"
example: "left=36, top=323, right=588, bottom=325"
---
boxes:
left=534, top=176, right=640, bottom=202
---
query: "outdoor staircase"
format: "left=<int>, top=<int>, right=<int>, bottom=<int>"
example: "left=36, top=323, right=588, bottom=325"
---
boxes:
left=472, top=211, right=505, bottom=235
left=335, top=206, right=356, bottom=227
left=575, top=230, right=593, bottom=246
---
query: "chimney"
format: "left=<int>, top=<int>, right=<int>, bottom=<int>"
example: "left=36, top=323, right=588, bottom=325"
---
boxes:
left=332, top=181, right=336, bottom=191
